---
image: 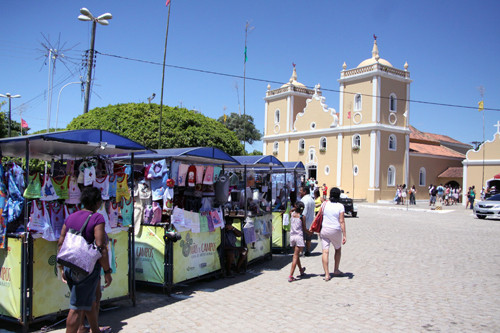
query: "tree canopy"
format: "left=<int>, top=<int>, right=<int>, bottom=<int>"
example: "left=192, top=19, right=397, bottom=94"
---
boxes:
left=66, top=103, right=245, bottom=155
left=217, top=112, right=262, bottom=145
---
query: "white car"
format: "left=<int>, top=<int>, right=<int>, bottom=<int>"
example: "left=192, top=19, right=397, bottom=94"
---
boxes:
left=474, top=193, right=500, bottom=219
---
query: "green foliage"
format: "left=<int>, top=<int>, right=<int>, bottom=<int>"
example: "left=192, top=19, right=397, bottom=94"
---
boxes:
left=66, top=103, right=245, bottom=155
left=2, top=157, right=45, bottom=173
left=217, top=112, right=262, bottom=145
left=0, top=111, right=24, bottom=138
left=248, top=150, right=262, bottom=156
left=31, top=128, right=66, bottom=135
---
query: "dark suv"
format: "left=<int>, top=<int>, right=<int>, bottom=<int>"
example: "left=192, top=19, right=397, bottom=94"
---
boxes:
left=339, top=195, right=358, bottom=217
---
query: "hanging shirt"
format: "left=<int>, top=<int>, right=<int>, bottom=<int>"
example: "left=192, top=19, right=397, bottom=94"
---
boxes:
left=121, top=197, right=133, bottom=227
left=203, top=166, right=214, bottom=185
left=53, top=175, right=70, bottom=200
left=195, top=165, right=204, bottom=185
left=108, top=175, right=117, bottom=198
left=49, top=202, right=67, bottom=239
left=93, top=175, right=110, bottom=200
left=24, top=173, right=42, bottom=199
left=151, top=173, right=169, bottom=201
left=170, top=161, right=180, bottom=185
left=66, top=176, right=81, bottom=204
left=147, top=159, right=168, bottom=179
left=116, top=174, right=130, bottom=203
left=152, top=201, right=162, bottom=224
left=187, top=165, right=197, bottom=187
left=84, top=166, right=96, bottom=186
left=29, top=201, right=50, bottom=233
left=177, top=163, right=189, bottom=187
left=66, top=160, right=76, bottom=176
left=40, top=174, right=59, bottom=201
left=108, top=201, right=120, bottom=228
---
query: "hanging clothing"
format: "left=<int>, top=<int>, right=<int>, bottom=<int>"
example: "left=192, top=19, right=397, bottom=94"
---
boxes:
left=108, top=175, right=118, bottom=198
left=24, top=172, right=42, bottom=199
left=29, top=200, right=54, bottom=241
left=49, top=202, right=67, bottom=239
left=177, top=163, right=189, bottom=187
left=187, top=165, right=197, bottom=187
left=93, top=175, right=110, bottom=200
left=203, top=166, right=214, bottom=185
left=53, top=175, right=70, bottom=200
left=152, top=201, right=162, bottom=224
left=121, top=197, right=133, bottom=227
left=108, top=201, right=120, bottom=228
left=84, top=166, right=96, bottom=186
left=170, top=161, right=180, bottom=185
left=151, top=173, right=169, bottom=201
left=66, top=176, right=81, bottom=204
left=195, top=165, right=204, bottom=185
left=116, top=174, right=130, bottom=203
left=8, top=163, right=25, bottom=194
left=40, top=175, right=59, bottom=201
left=147, top=159, right=168, bottom=179
left=66, top=160, right=76, bottom=176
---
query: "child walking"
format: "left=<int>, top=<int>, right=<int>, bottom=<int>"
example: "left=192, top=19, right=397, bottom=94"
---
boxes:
left=288, top=201, right=311, bottom=282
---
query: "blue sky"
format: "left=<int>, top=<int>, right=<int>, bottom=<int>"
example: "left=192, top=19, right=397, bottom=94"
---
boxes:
left=1, top=0, right=500, bottom=151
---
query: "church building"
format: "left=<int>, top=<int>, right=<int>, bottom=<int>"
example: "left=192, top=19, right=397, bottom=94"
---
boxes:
left=262, top=38, right=471, bottom=202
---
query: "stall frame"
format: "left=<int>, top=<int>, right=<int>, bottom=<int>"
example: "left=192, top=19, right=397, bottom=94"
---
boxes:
left=228, top=155, right=284, bottom=265
left=114, top=147, right=240, bottom=295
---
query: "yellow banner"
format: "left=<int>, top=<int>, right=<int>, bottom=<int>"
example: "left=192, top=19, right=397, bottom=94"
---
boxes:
left=101, top=231, right=129, bottom=301
left=32, top=231, right=129, bottom=318
left=272, top=212, right=289, bottom=249
left=0, top=237, right=22, bottom=319
left=135, top=225, right=166, bottom=284
left=173, top=230, right=221, bottom=284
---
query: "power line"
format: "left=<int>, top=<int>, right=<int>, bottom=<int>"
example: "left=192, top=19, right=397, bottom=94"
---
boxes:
left=97, top=51, right=500, bottom=112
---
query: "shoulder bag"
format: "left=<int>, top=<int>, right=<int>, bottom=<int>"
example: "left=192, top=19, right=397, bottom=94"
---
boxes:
left=310, top=202, right=326, bottom=233
left=57, top=213, right=102, bottom=275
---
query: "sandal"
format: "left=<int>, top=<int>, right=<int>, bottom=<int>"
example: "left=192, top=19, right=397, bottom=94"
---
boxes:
left=288, top=276, right=297, bottom=283
left=299, top=267, right=306, bottom=277
left=100, top=326, right=112, bottom=333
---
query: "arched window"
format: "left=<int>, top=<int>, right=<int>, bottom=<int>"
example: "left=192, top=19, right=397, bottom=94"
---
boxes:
left=354, top=94, right=362, bottom=111
left=387, top=165, right=396, bottom=186
left=389, top=93, right=397, bottom=112
left=352, top=134, right=361, bottom=148
left=320, top=137, right=327, bottom=151
left=273, top=141, right=279, bottom=154
left=388, top=134, right=397, bottom=151
left=274, top=109, right=280, bottom=123
left=298, top=139, right=305, bottom=152
left=308, top=149, right=315, bottom=163
left=419, top=167, right=426, bottom=186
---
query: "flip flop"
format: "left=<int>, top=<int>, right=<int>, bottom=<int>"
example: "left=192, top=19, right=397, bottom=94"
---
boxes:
left=288, top=276, right=297, bottom=283
left=299, top=267, right=306, bottom=277
left=100, top=326, right=112, bottom=333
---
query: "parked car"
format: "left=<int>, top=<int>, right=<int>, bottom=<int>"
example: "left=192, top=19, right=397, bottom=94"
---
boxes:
left=473, top=193, right=500, bottom=219
left=339, top=193, right=358, bottom=217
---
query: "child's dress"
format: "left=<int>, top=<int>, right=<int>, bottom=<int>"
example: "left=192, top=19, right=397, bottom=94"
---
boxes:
left=290, top=213, right=305, bottom=247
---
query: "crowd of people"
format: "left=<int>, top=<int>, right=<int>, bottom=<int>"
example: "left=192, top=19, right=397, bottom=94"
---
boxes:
left=427, top=184, right=462, bottom=207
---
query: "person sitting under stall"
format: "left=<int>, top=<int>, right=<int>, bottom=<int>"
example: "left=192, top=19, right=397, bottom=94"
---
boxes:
left=224, top=220, right=247, bottom=277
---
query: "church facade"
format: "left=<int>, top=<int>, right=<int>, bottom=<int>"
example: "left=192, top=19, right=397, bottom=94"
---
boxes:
left=262, top=39, right=470, bottom=202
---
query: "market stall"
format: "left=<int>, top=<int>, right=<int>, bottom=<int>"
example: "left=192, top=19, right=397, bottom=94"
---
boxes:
left=227, top=155, right=283, bottom=265
left=113, top=147, right=240, bottom=294
left=0, top=129, right=148, bottom=329
left=266, top=161, right=306, bottom=253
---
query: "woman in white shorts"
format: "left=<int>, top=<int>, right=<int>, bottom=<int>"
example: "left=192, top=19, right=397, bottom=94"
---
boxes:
left=317, top=187, right=346, bottom=281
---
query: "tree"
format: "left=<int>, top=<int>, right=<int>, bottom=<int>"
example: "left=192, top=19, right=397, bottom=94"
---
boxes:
left=66, top=103, right=245, bottom=155
left=217, top=112, right=262, bottom=145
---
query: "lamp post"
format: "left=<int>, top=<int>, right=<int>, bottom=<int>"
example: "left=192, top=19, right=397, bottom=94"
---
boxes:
left=56, top=81, right=82, bottom=130
left=78, top=7, right=112, bottom=114
left=0, top=93, right=21, bottom=137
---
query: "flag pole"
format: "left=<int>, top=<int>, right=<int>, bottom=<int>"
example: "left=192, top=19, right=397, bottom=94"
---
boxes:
left=159, top=0, right=172, bottom=149
left=243, top=21, right=248, bottom=154
left=478, top=86, right=485, bottom=192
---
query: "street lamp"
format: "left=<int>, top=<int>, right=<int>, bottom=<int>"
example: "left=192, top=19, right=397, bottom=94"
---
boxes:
left=78, top=7, right=112, bottom=114
left=0, top=93, right=21, bottom=137
left=56, top=81, right=82, bottom=130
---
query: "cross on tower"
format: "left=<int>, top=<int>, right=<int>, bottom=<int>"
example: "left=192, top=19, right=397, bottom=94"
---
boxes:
left=494, top=120, right=500, bottom=134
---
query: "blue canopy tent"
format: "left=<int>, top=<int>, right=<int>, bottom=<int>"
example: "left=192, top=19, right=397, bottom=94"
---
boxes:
left=0, top=129, right=149, bottom=160
left=114, top=147, right=240, bottom=165
left=0, top=129, right=149, bottom=329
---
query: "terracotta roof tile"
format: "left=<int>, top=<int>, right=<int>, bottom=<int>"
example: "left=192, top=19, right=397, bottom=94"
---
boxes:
left=438, top=167, right=463, bottom=178
left=409, top=126, right=439, bottom=144
left=409, top=142, right=465, bottom=158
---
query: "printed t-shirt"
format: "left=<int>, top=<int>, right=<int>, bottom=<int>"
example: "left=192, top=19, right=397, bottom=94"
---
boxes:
left=53, top=175, right=70, bottom=200
left=24, top=173, right=42, bottom=199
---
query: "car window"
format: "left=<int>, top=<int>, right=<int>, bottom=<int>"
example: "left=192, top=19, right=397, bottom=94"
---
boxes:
left=486, top=194, right=500, bottom=201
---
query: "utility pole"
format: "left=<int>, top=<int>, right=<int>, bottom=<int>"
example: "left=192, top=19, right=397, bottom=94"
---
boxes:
left=478, top=85, right=485, bottom=190
left=0, top=93, right=21, bottom=137
left=243, top=21, right=254, bottom=154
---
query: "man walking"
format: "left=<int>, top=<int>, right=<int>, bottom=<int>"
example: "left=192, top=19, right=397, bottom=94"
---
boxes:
left=300, top=186, right=316, bottom=256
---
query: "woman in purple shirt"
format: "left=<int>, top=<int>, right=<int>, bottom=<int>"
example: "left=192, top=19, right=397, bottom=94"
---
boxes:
left=58, top=186, right=113, bottom=333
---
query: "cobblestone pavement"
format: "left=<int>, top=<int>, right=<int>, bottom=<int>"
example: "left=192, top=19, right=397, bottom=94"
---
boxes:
left=15, top=204, right=500, bottom=332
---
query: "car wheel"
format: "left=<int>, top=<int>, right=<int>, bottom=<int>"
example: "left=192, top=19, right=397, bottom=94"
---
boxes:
left=476, top=214, right=486, bottom=219
left=351, top=212, right=357, bottom=218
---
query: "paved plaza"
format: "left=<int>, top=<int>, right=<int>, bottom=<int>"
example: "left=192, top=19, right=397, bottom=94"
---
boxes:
left=7, top=203, right=500, bottom=332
